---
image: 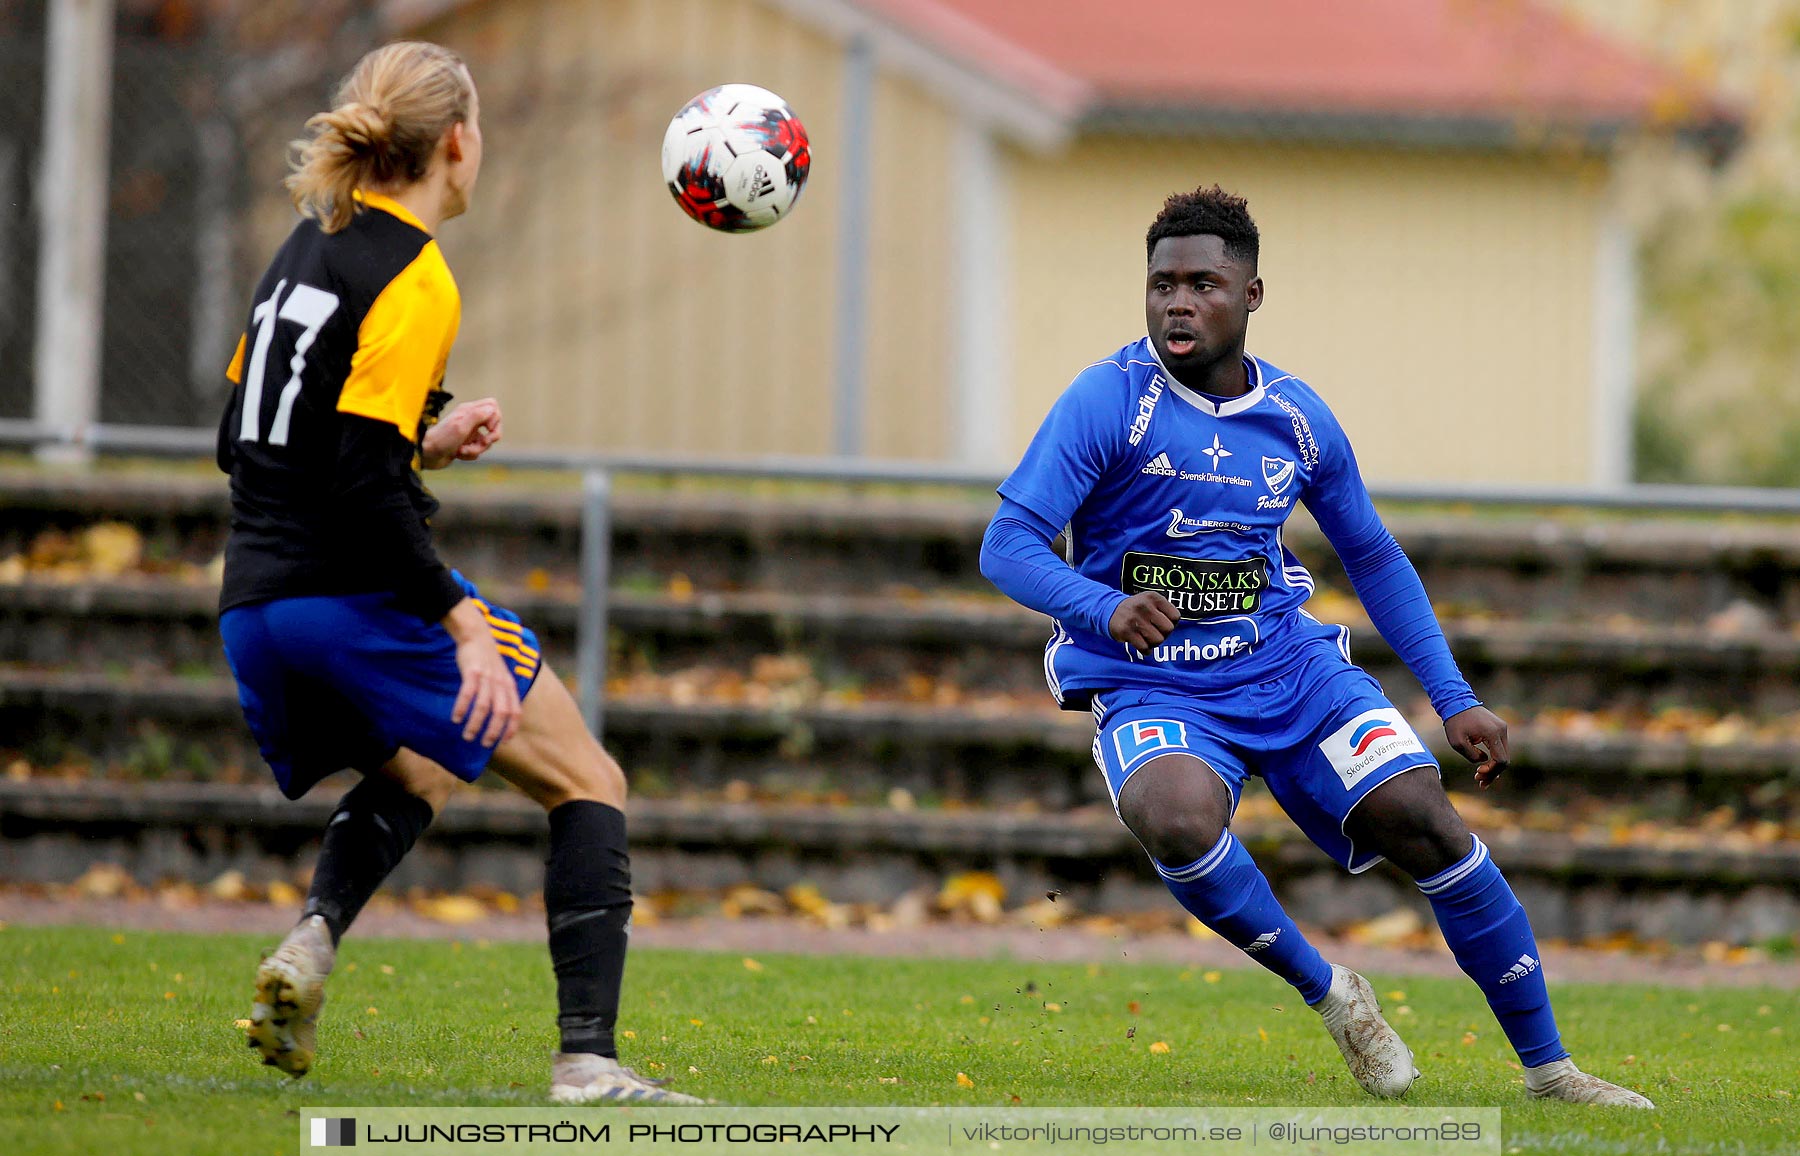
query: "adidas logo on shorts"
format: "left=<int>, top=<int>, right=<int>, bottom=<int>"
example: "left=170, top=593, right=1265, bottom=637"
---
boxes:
left=1244, top=929, right=1281, bottom=954
left=1497, top=954, right=1540, bottom=985
left=1141, top=452, right=1177, bottom=476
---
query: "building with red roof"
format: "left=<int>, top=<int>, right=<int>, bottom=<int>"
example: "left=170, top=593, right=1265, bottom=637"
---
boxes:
left=856, top=0, right=1737, bottom=154
left=340, top=0, right=1739, bottom=483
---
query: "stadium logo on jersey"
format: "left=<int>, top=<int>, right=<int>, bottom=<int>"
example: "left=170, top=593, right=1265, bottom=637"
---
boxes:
left=1113, top=718, right=1188, bottom=770
left=1497, top=954, right=1540, bottom=985
left=1122, top=551, right=1268, bottom=619
left=1142, top=452, right=1178, bottom=476
left=1244, top=929, right=1281, bottom=954
left=1128, top=378, right=1166, bottom=446
left=1319, top=708, right=1426, bottom=789
left=1262, top=456, right=1296, bottom=496
left=1165, top=508, right=1252, bottom=538
left=1201, top=434, right=1232, bottom=471
left=1269, top=392, right=1320, bottom=470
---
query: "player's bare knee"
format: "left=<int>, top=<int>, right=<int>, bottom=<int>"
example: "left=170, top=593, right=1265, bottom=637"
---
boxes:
left=556, top=746, right=627, bottom=811
left=1351, top=771, right=1472, bottom=877
left=523, top=746, right=627, bottom=813
left=1413, top=810, right=1474, bottom=875
left=1118, top=755, right=1232, bottom=866
left=376, top=752, right=457, bottom=815
left=1128, top=807, right=1226, bottom=869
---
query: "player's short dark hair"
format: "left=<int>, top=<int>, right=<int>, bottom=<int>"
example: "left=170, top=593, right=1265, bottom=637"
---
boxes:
left=1146, top=185, right=1259, bottom=267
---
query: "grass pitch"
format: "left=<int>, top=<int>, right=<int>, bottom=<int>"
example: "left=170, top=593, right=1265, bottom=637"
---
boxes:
left=0, top=924, right=1792, bottom=1155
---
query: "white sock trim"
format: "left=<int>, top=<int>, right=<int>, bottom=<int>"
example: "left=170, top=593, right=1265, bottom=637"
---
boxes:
left=1156, top=831, right=1236, bottom=883
left=1417, top=836, right=1488, bottom=896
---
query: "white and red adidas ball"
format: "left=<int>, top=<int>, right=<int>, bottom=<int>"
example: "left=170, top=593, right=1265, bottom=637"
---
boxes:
left=661, top=84, right=811, bottom=233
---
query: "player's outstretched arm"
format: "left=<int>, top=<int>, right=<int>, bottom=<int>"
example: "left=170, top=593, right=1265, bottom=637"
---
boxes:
left=1299, top=398, right=1504, bottom=775
left=987, top=361, right=1137, bottom=634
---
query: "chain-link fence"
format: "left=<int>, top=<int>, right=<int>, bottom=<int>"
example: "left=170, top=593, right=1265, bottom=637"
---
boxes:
left=0, top=0, right=365, bottom=429
left=100, top=15, right=234, bottom=426
left=2, top=0, right=239, bottom=427
left=0, top=1, right=45, bottom=423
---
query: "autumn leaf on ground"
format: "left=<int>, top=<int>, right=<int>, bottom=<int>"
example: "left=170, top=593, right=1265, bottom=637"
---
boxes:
left=1343, top=909, right=1424, bottom=947
left=938, top=872, right=1006, bottom=923
left=415, top=894, right=486, bottom=924
left=784, top=883, right=850, bottom=929
left=720, top=885, right=785, bottom=919
left=206, top=870, right=248, bottom=902
left=73, top=863, right=136, bottom=900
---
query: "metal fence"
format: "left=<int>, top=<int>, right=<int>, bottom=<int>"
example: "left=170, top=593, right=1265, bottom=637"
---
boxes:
left=0, top=1, right=44, bottom=423
left=8, top=417, right=1800, bottom=744
left=1, top=0, right=393, bottom=432
left=0, top=1, right=245, bottom=427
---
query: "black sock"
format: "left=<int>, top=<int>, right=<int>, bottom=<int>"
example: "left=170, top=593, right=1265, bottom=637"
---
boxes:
left=303, top=775, right=435, bottom=945
left=545, top=799, right=633, bottom=1058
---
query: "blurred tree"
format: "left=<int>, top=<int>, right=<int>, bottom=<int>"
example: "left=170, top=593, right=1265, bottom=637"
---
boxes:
left=1562, top=0, right=1800, bottom=485
left=1637, top=189, right=1800, bottom=485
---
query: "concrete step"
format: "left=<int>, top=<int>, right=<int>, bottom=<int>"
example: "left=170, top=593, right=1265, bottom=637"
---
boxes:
left=6, top=669, right=1800, bottom=793
left=6, top=580, right=1800, bottom=719
left=3, top=780, right=1794, bottom=946
left=8, top=470, right=1800, bottom=624
left=19, top=577, right=1800, bottom=663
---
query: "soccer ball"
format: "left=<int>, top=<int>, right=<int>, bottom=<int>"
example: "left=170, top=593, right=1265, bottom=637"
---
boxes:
left=661, top=84, right=811, bottom=233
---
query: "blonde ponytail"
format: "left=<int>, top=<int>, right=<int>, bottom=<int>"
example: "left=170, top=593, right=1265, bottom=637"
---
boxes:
left=286, top=41, right=472, bottom=234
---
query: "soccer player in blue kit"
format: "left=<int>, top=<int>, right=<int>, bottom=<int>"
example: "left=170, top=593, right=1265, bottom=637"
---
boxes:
left=981, top=186, right=1651, bottom=1107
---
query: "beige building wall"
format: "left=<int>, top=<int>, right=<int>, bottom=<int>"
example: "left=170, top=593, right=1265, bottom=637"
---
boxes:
left=435, top=0, right=834, bottom=457
left=863, top=67, right=958, bottom=461
left=1004, top=139, right=1611, bottom=485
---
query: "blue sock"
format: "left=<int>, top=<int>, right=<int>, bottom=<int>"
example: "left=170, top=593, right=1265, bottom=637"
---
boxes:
left=1156, top=831, right=1334, bottom=1005
left=1420, top=836, right=1568, bottom=1067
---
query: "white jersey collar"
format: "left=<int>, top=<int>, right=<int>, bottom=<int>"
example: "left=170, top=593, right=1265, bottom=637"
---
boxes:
left=1143, top=338, right=1266, bottom=417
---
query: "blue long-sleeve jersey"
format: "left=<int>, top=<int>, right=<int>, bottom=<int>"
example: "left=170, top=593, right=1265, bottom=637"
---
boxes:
left=980, top=339, right=1479, bottom=720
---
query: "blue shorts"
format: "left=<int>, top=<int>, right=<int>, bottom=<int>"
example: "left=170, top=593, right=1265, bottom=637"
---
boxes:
left=1089, top=641, right=1438, bottom=873
left=220, top=573, right=543, bottom=799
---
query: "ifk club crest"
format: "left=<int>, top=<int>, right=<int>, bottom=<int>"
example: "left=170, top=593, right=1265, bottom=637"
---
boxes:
left=1262, top=456, right=1295, bottom=496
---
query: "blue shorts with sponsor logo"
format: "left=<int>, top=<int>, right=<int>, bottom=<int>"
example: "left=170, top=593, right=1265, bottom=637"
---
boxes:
left=1089, top=638, right=1438, bottom=872
left=220, top=572, right=542, bottom=800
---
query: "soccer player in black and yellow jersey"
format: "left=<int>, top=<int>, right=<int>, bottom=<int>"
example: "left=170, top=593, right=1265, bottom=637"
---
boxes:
left=217, top=41, right=697, bottom=1105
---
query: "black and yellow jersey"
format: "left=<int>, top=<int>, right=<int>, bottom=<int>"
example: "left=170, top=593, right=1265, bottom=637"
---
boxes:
left=217, top=191, right=466, bottom=621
